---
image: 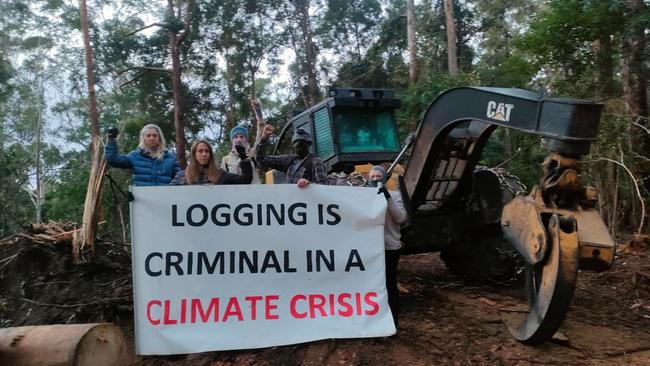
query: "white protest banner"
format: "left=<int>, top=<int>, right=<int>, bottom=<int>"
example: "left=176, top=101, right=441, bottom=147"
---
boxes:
left=130, top=184, right=395, bottom=355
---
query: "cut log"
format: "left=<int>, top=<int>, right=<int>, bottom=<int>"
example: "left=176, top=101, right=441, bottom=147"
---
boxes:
left=0, top=323, right=129, bottom=366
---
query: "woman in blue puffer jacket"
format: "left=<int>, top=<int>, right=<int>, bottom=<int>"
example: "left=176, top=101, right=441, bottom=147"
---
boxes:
left=105, top=124, right=181, bottom=186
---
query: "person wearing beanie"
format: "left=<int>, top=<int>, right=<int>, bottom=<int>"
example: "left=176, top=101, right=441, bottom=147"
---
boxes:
left=255, top=124, right=328, bottom=187
left=221, top=126, right=261, bottom=184
left=368, top=164, right=407, bottom=329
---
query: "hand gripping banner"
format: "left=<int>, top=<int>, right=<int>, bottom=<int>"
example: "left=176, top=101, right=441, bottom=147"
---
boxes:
left=130, top=184, right=394, bottom=355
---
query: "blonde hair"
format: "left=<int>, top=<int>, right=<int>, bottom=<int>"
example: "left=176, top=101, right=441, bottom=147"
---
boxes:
left=185, top=139, right=221, bottom=184
left=138, top=124, right=166, bottom=160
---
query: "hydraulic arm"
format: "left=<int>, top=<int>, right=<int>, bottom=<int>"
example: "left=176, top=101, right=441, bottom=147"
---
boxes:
left=399, top=87, right=614, bottom=343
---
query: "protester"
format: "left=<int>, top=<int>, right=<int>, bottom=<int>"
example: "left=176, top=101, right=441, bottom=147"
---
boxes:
left=221, top=126, right=261, bottom=184
left=255, top=125, right=328, bottom=187
left=368, top=165, right=408, bottom=329
left=172, top=139, right=252, bottom=185
left=105, top=124, right=180, bottom=186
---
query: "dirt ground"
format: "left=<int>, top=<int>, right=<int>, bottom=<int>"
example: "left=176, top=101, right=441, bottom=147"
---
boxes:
left=1, top=228, right=649, bottom=365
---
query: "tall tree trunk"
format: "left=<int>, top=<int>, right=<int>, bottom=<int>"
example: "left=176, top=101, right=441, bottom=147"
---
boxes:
left=166, top=0, right=194, bottom=169
left=34, top=105, right=42, bottom=224
left=594, top=37, right=615, bottom=97
left=80, top=1, right=100, bottom=143
left=31, top=72, right=44, bottom=225
left=250, top=68, right=256, bottom=102
left=295, top=0, right=320, bottom=107
left=443, top=0, right=458, bottom=75
left=169, top=34, right=187, bottom=169
left=353, top=21, right=362, bottom=61
left=622, top=0, right=649, bottom=195
left=249, top=66, right=261, bottom=143
left=407, top=0, right=417, bottom=84
left=223, top=52, right=238, bottom=145
left=76, top=0, right=106, bottom=258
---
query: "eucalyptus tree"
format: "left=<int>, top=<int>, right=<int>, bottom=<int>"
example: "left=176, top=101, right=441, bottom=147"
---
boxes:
left=0, top=0, right=73, bottom=227
left=319, top=0, right=382, bottom=62
left=443, top=0, right=458, bottom=75
left=519, top=0, right=649, bottom=232
left=473, top=0, right=538, bottom=88
left=108, top=0, right=198, bottom=168
left=406, top=0, right=417, bottom=84
left=519, top=0, right=625, bottom=97
left=200, top=0, right=284, bottom=145
left=275, top=0, right=322, bottom=107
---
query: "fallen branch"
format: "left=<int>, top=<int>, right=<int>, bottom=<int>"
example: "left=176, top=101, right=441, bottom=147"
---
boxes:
left=0, top=253, right=19, bottom=271
left=20, top=297, right=127, bottom=309
left=604, top=345, right=650, bottom=357
left=9, top=223, right=80, bottom=245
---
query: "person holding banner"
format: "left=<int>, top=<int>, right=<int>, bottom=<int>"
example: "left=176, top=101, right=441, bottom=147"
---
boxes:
left=256, top=125, right=328, bottom=187
left=105, top=124, right=180, bottom=186
left=221, top=126, right=261, bottom=184
left=368, top=165, right=408, bottom=328
left=172, top=139, right=252, bottom=185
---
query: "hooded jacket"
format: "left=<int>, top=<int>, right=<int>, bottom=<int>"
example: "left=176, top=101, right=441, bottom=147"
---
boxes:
left=105, top=138, right=180, bottom=186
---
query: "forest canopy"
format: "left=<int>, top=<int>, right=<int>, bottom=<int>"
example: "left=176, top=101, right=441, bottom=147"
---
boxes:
left=0, top=0, right=648, bottom=237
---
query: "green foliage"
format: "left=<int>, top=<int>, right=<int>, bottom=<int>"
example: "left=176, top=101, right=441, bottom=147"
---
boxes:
left=480, top=129, right=548, bottom=190
left=165, top=15, right=185, bottom=33
left=396, top=71, right=479, bottom=135
left=319, top=0, right=382, bottom=61
left=0, top=143, right=35, bottom=235
left=477, top=53, right=538, bottom=88
left=519, top=0, right=625, bottom=88
left=0, top=0, right=647, bottom=237
left=21, top=36, right=53, bottom=50
left=43, top=152, right=89, bottom=222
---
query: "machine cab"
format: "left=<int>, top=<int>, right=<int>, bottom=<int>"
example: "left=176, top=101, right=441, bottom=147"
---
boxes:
left=272, top=88, right=402, bottom=175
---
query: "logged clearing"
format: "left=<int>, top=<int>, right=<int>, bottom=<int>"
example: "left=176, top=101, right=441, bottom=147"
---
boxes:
left=1, top=226, right=649, bottom=365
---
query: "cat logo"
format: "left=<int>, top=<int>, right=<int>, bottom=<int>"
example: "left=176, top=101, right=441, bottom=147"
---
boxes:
left=486, top=101, right=514, bottom=122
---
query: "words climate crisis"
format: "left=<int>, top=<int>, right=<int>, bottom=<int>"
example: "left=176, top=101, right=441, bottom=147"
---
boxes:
left=171, top=202, right=341, bottom=227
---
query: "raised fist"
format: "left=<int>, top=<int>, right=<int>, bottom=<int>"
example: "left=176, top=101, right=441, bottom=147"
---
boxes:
left=261, top=124, right=275, bottom=141
left=235, top=144, right=247, bottom=160
left=107, top=127, right=119, bottom=139
left=377, top=186, right=391, bottom=200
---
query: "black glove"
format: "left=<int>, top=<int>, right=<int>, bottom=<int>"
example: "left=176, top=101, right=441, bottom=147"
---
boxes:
left=378, top=186, right=391, bottom=200
left=342, top=164, right=355, bottom=175
left=235, top=144, right=247, bottom=160
left=107, top=127, right=119, bottom=139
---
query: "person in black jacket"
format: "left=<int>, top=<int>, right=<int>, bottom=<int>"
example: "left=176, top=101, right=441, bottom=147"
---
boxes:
left=172, top=139, right=252, bottom=185
left=255, top=125, right=328, bottom=188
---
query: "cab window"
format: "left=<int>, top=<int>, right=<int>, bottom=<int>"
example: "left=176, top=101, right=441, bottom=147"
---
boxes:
left=333, top=108, right=400, bottom=153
